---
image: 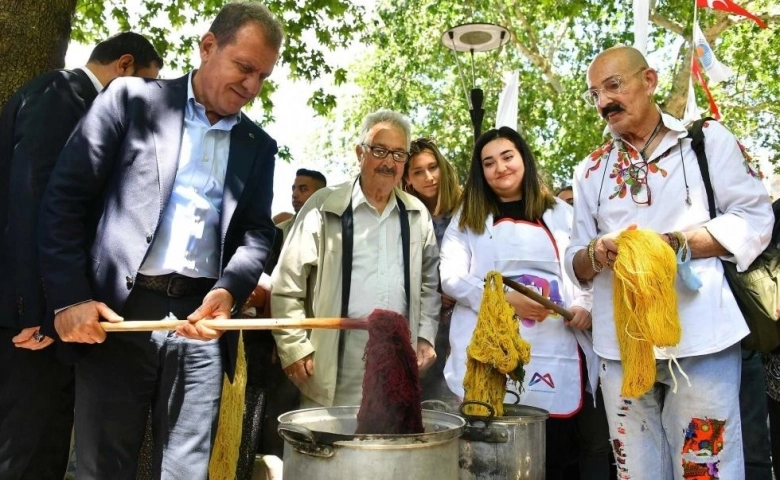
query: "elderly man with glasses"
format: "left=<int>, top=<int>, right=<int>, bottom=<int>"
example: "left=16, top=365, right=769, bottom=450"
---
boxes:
left=564, top=46, right=772, bottom=479
left=270, top=109, right=440, bottom=407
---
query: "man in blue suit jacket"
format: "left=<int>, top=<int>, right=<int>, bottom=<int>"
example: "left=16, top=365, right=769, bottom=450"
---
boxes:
left=37, top=4, right=282, bottom=479
left=0, top=32, right=161, bottom=480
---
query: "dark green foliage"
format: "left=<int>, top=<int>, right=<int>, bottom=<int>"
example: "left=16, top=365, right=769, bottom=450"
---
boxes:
left=341, top=0, right=779, bottom=184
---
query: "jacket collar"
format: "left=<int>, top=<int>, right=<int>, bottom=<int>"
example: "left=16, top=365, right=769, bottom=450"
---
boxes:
left=151, top=75, right=189, bottom=208
left=77, top=66, right=104, bottom=93
left=71, top=68, right=100, bottom=106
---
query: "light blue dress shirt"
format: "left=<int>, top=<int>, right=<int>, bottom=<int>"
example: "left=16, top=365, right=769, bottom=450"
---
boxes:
left=139, top=72, right=241, bottom=279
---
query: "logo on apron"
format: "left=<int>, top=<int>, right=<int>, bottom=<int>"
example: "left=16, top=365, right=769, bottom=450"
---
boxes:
left=529, top=372, right=556, bottom=388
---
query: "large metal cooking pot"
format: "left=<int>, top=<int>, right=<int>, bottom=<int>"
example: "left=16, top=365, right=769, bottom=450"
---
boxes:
left=278, top=406, right=466, bottom=480
left=433, top=400, right=548, bottom=480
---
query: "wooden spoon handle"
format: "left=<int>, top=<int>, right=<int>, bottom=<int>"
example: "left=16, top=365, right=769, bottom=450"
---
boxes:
left=100, top=317, right=369, bottom=332
left=501, top=276, right=574, bottom=321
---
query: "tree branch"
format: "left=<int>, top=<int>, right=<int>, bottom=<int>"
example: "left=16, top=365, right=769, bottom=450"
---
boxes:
left=652, top=11, right=731, bottom=118
left=729, top=101, right=779, bottom=114
left=660, top=41, right=692, bottom=118
left=649, top=12, right=685, bottom=37
left=707, top=15, right=735, bottom=38
left=547, top=21, right=568, bottom=62
left=496, top=4, right=563, bottom=94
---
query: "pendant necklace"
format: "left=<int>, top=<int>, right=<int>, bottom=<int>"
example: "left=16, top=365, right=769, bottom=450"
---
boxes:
left=638, top=117, right=664, bottom=160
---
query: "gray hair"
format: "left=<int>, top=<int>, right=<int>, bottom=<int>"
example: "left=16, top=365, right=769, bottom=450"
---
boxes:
left=209, top=1, right=284, bottom=51
left=358, top=109, right=412, bottom=149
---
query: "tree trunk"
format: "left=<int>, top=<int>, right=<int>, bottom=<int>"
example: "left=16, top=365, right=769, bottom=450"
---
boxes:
left=661, top=46, right=693, bottom=119
left=0, top=0, right=77, bottom=109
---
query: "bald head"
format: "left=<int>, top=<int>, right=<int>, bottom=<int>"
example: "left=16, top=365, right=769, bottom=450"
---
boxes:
left=588, top=46, right=649, bottom=78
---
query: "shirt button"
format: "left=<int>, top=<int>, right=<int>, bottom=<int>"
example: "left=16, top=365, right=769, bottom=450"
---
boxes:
left=146, top=234, right=153, bottom=244
left=125, top=276, right=134, bottom=289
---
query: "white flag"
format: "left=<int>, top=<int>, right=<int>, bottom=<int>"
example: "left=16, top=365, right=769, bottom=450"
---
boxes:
left=495, top=71, right=518, bottom=130
left=633, top=0, right=650, bottom=55
left=683, top=77, right=701, bottom=125
left=693, top=22, right=735, bottom=84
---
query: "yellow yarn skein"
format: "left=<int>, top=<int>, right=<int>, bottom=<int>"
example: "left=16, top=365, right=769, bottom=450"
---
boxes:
left=612, top=229, right=681, bottom=398
left=463, top=271, right=532, bottom=417
left=209, top=332, right=247, bottom=479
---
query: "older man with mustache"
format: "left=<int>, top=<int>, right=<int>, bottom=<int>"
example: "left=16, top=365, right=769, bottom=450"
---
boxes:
left=564, top=46, right=772, bottom=480
left=270, top=109, right=440, bottom=407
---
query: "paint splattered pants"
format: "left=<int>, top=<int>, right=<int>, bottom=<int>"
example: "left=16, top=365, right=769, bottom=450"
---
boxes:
left=599, top=343, right=744, bottom=480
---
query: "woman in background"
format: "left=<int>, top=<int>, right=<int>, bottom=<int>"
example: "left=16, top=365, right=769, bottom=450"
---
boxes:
left=439, top=127, right=598, bottom=479
left=403, top=137, right=461, bottom=401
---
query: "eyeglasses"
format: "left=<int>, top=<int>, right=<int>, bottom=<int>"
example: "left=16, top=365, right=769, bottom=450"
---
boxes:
left=627, top=161, right=652, bottom=206
left=362, top=144, right=410, bottom=163
left=581, top=68, right=647, bottom=106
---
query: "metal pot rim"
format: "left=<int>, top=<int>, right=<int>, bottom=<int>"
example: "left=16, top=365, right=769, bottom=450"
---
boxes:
left=434, top=401, right=550, bottom=425
left=278, top=406, right=466, bottom=446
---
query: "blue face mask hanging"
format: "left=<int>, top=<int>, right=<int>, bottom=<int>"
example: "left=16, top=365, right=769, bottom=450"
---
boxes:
left=677, top=246, right=702, bottom=291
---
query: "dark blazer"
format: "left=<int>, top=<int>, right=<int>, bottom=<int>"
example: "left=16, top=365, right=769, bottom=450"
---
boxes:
left=0, top=69, right=98, bottom=329
left=37, top=74, right=277, bottom=378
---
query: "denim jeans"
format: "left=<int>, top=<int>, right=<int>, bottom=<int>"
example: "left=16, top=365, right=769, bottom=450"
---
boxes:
left=599, top=343, right=744, bottom=480
left=740, top=348, right=772, bottom=479
left=73, top=289, right=224, bottom=480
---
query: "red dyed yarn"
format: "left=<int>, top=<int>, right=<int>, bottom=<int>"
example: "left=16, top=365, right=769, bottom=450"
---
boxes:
left=355, top=309, right=424, bottom=435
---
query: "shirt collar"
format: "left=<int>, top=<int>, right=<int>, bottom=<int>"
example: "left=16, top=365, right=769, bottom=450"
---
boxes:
left=351, top=177, right=399, bottom=213
left=79, top=66, right=104, bottom=92
left=186, top=70, right=242, bottom=130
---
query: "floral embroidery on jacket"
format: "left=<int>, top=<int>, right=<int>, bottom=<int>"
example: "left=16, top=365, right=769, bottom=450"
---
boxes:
left=607, top=142, right=668, bottom=200
left=702, top=120, right=762, bottom=179
left=585, top=140, right=613, bottom=179
left=738, top=141, right=763, bottom=179
left=584, top=139, right=668, bottom=201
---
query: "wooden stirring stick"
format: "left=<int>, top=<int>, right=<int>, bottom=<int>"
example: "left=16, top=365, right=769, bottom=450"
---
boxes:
left=501, top=276, right=574, bottom=321
left=100, top=317, right=368, bottom=332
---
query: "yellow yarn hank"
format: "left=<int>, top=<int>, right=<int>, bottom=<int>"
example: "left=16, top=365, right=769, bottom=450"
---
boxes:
left=208, top=332, right=247, bottom=480
left=612, top=229, right=681, bottom=398
left=463, top=271, right=531, bottom=417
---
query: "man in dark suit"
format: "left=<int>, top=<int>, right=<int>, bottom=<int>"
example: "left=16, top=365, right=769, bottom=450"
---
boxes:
left=37, top=3, right=282, bottom=479
left=0, top=32, right=161, bottom=480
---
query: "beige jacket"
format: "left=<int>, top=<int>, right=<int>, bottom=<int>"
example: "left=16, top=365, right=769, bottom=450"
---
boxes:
left=276, top=216, right=294, bottom=243
left=271, top=180, right=440, bottom=406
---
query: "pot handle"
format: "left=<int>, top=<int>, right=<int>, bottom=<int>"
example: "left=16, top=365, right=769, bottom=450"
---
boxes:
left=277, top=422, right=335, bottom=458
left=459, top=400, right=496, bottom=423
left=506, top=389, right=521, bottom=405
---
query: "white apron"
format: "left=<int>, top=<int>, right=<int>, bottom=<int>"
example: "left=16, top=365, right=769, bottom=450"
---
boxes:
left=493, top=218, right=582, bottom=417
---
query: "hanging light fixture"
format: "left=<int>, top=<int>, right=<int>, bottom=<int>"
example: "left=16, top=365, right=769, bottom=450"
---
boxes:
left=441, top=23, right=511, bottom=140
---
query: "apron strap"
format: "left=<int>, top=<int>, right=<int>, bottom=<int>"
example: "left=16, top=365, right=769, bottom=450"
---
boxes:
left=339, top=192, right=411, bottom=357
left=340, top=201, right=354, bottom=318
left=398, top=199, right=411, bottom=309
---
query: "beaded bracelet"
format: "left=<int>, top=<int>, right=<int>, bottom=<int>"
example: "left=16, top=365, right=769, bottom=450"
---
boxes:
left=674, top=231, right=688, bottom=259
left=663, top=231, right=687, bottom=256
left=588, top=238, right=603, bottom=273
left=664, top=232, right=680, bottom=252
